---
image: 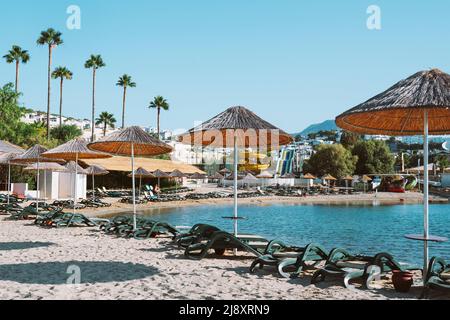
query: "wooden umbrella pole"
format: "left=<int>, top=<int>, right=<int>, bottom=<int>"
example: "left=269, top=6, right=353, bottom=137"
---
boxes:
left=92, top=174, right=95, bottom=199
left=36, top=158, right=40, bottom=211
left=74, top=153, right=78, bottom=215
left=423, top=109, right=430, bottom=280
left=131, top=143, right=137, bottom=231
left=233, top=135, right=238, bottom=237
left=7, top=161, right=11, bottom=206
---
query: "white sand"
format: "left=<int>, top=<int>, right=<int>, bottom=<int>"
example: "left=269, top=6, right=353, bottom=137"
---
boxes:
left=0, top=218, right=433, bottom=300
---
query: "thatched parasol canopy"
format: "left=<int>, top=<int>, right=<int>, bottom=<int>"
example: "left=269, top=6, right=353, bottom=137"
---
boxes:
left=281, top=173, right=296, bottom=179
left=65, top=161, right=88, bottom=174
left=169, top=169, right=186, bottom=178
left=323, top=174, right=337, bottom=181
left=243, top=173, right=258, bottom=181
left=336, top=69, right=450, bottom=136
left=0, top=152, right=26, bottom=165
left=342, top=175, right=354, bottom=181
left=12, top=144, right=62, bottom=164
left=24, top=162, right=67, bottom=172
left=190, top=172, right=207, bottom=180
left=0, top=141, right=24, bottom=154
left=209, top=172, right=224, bottom=180
left=152, top=169, right=170, bottom=178
left=257, top=171, right=273, bottom=178
left=85, top=165, right=109, bottom=176
left=361, top=175, right=372, bottom=182
left=178, top=106, right=293, bottom=148
left=302, top=173, right=317, bottom=179
left=88, top=126, right=172, bottom=156
left=219, top=168, right=231, bottom=175
left=128, top=167, right=154, bottom=178
left=42, top=138, right=111, bottom=161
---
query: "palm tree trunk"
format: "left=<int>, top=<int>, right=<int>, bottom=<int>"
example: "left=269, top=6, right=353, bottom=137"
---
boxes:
left=59, top=78, right=63, bottom=127
left=47, top=45, right=52, bottom=141
left=122, top=86, right=127, bottom=129
left=15, top=61, right=19, bottom=93
left=103, top=122, right=107, bottom=137
left=157, top=107, right=161, bottom=139
left=91, top=68, right=96, bottom=142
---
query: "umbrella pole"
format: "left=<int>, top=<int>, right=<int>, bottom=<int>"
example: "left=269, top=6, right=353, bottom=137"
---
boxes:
left=131, top=143, right=137, bottom=231
left=44, top=169, right=47, bottom=202
left=139, top=176, right=142, bottom=198
left=7, top=161, right=11, bottom=206
left=92, top=174, right=95, bottom=199
left=36, top=158, right=40, bottom=211
left=233, top=135, right=238, bottom=238
left=423, top=110, right=430, bottom=280
left=74, top=153, right=78, bottom=215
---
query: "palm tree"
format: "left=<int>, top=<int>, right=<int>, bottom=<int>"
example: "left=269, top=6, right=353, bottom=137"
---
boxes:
left=84, top=54, right=106, bottom=142
left=51, top=67, right=73, bottom=127
left=95, top=112, right=116, bottom=137
left=116, top=74, right=136, bottom=128
left=148, top=96, right=169, bottom=138
left=3, top=45, right=30, bottom=93
left=37, top=28, right=63, bottom=141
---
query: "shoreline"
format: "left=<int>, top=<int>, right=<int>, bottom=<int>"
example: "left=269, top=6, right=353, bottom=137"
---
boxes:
left=78, top=192, right=448, bottom=218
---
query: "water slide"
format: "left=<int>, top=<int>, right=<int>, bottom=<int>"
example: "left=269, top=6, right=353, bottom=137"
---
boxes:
left=275, top=147, right=295, bottom=177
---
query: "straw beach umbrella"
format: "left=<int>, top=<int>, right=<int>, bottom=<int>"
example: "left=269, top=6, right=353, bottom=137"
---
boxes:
left=152, top=169, right=170, bottom=189
left=179, top=106, right=292, bottom=237
left=169, top=169, right=186, bottom=191
left=302, top=173, right=316, bottom=192
left=13, top=145, right=62, bottom=210
left=85, top=165, right=109, bottom=199
left=42, top=138, right=111, bottom=215
left=128, top=167, right=154, bottom=197
left=0, top=151, right=24, bottom=205
left=336, top=69, right=450, bottom=278
left=88, top=126, right=172, bottom=230
left=342, top=175, right=354, bottom=189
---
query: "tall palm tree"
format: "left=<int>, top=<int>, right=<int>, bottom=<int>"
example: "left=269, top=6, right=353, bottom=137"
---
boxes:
left=148, top=96, right=169, bottom=138
left=95, top=112, right=116, bottom=137
left=116, top=74, right=136, bottom=128
left=84, top=54, right=106, bottom=142
left=37, top=28, right=63, bottom=141
left=3, top=45, right=30, bottom=93
left=51, top=67, right=73, bottom=127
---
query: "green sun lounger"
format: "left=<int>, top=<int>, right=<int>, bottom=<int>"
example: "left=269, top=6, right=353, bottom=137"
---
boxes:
left=184, top=230, right=271, bottom=260
left=249, top=241, right=329, bottom=278
left=311, top=248, right=421, bottom=289
left=131, top=221, right=179, bottom=239
left=174, top=224, right=222, bottom=248
left=421, top=257, right=450, bottom=298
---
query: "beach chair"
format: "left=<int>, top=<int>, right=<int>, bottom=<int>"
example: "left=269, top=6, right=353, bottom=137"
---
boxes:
left=174, top=224, right=222, bottom=248
left=143, top=190, right=158, bottom=201
left=421, top=257, right=450, bottom=298
left=49, top=212, right=109, bottom=228
left=131, top=221, right=179, bottom=239
left=184, top=230, right=271, bottom=260
left=310, top=248, right=420, bottom=289
left=249, top=241, right=329, bottom=278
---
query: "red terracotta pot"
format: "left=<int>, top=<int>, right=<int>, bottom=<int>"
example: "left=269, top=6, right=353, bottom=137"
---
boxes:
left=392, top=270, right=414, bottom=293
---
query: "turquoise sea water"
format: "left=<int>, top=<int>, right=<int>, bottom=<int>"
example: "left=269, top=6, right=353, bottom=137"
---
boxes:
left=138, top=203, right=450, bottom=266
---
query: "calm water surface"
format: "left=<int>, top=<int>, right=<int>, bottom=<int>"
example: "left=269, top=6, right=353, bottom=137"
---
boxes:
left=137, top=203, right=450, bottom=265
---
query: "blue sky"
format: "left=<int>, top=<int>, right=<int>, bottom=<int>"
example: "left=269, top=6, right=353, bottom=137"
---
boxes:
left=1, top=0, right=449, bottom=133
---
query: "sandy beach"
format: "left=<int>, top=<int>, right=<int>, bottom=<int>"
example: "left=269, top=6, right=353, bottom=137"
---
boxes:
left=0, top=219, right=432, bottom=300
left=0, top=191, right=448, bottom=300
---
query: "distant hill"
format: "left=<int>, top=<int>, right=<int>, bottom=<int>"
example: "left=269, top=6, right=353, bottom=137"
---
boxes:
left=294, top=120, right=338, bottom=136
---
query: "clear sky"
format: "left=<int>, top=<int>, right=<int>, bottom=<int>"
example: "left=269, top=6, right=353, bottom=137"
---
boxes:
left=1, top=0, right=449, bottom=133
